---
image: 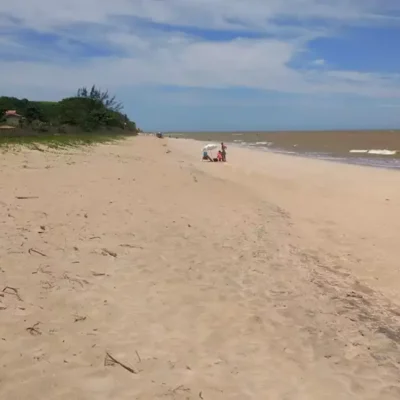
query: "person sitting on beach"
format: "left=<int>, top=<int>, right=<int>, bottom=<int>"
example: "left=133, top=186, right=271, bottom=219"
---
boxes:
left=221, top=142, right=227, bottom=161
left=202, top=150, right=213, bottom=162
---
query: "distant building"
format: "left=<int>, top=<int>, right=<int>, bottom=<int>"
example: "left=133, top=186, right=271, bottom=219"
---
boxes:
left=3, top=110, right=22, bottom=127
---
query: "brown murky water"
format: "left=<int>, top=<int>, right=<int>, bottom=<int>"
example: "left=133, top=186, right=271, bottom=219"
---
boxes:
left=169, top=130, right=400, bottom=169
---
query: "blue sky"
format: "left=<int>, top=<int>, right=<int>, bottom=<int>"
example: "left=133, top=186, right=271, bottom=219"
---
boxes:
left=1, top=1, right=400, bottom=131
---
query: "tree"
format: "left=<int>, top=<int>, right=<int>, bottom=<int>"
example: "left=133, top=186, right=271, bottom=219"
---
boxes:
left=0, top=86, right=138, bottom=134
left=38, top=101, right=59, bottom=122
left=31, top=119, right=49, bottom=132
left=58, top=97, right=102, bottom=130
left=25, top=105, right=45, bottom=123
left=76, top=87, right=88, bottom=98
left=57, top=94, right=125, bottom=131
left=0, top=107, right=6, bottom=123
left=77, top=85, right=123, bottom=112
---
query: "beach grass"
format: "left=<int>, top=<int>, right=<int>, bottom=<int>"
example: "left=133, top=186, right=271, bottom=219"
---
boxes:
left=0, top=132, right=129, bottom=151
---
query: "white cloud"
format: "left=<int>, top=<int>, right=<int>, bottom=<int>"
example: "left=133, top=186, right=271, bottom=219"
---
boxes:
left=1, top=0, right=400, bottom=100
left=1, top=0, right=399, bottom=32
left=312, top=59, right=326, bottom=66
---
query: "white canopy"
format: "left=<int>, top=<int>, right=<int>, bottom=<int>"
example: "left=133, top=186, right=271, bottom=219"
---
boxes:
left=203, top=143, right=218, bottom=151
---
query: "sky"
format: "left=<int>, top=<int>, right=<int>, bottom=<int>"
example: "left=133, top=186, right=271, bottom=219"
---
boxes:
left=1, top=1, right=400, bottom=131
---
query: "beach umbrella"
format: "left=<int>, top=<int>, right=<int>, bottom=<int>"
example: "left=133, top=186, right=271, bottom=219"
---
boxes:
left=203, top=143, right=218, bottom=151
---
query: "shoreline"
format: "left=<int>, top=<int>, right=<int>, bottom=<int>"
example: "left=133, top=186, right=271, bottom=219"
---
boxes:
left=233, top=141, right=400, bottom=171
left=172, top=130, right=400, bottom=171
left=172, top=135, right=400, bottom=171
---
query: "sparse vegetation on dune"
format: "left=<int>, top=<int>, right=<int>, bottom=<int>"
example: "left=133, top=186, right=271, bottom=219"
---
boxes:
left=0, top=132, right=125, bottom=151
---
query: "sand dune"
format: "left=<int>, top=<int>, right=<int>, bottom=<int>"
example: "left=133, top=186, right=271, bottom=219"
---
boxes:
left=1, top=136, right=400, bottom=399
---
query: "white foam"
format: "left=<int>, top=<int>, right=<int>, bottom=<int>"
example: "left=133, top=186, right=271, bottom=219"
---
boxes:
left=368, top=149, right=397, bottom=155
left=349, top=149, right=368, bottom=153
left=350, top=149, right=397, bottom=155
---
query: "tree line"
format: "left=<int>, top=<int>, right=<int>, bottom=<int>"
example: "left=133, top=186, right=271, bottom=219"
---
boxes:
left=0, top=86, right=138, bottom=134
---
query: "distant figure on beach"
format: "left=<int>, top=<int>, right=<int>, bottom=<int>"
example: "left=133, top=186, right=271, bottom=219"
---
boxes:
left=217, top=150, right=223, bottom=162
left=202, top=149, right=213, bottom=162
left=221, top=142, right=227, bottom=161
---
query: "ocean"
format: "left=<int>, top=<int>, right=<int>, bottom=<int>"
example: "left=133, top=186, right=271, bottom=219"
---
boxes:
left=170, top=130, right=400, bottom=170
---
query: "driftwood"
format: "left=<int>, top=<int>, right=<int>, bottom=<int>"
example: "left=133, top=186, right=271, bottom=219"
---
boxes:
left=2, top=286, right=22, bottom=301
left=92, top=272, right=106, bottom=277
left=105, top=352, right=137, bottom=374
left=119, top=244, right=144, bottom=249
left=28, top=248, right=47, bottom=257
left=26, top=322, right=42, bottom=336
left=15, top=196, right=39, bottom=200
left=102, top=249, right=117, bottom=258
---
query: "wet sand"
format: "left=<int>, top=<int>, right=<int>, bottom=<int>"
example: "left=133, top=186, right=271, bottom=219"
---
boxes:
left=1, top=136, right=400, bottom=399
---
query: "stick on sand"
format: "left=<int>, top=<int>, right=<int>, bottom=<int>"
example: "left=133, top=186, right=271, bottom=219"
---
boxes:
left=105, top=352, right=137, bottom=374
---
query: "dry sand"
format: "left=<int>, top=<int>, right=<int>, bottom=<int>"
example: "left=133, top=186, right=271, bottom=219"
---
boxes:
left=1, top=136, right=400, bottom=399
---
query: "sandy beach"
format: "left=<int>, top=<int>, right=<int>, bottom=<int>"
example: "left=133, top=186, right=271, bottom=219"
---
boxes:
left=1, top=136, right=400, bottom=399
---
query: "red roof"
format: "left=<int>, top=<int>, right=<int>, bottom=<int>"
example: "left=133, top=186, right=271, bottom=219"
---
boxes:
left=4, top=110, right=21, bottom=117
